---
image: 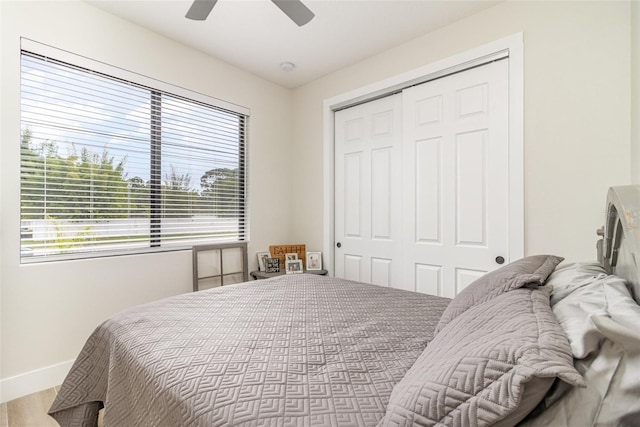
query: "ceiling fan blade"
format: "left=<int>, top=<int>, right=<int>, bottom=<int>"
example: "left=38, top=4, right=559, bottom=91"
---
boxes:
left=185, top=0, right=218, bottom=21
left=271, top=0, right=315, bottom=26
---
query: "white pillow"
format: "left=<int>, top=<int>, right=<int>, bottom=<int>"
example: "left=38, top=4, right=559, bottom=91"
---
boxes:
left=604, top=279, right=640, bottom=333
left=546, top=261, right=607, bottom=306
left=551, top=274, right=628, bottom=359
left=589, top=314, right=640, bottom=426
left=523, top=283, right=640, bottom=426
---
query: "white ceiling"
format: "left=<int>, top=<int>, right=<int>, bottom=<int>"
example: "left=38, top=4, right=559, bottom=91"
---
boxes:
left=87, top=0, right=501, bottom=88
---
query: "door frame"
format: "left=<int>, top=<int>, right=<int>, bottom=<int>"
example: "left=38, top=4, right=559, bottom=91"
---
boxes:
left=323, top=33, right=524, bottom=276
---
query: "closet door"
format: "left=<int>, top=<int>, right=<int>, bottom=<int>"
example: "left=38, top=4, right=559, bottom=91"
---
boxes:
left=334, top=94, right=402, bottom=286
left=401, top=59, right=509, bottom=297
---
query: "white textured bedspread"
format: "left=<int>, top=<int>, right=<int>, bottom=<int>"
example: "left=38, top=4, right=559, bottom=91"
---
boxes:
left=49, top=274, right=450, bottom=426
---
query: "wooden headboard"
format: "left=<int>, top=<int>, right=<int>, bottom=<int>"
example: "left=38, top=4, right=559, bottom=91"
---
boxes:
left=598, top=185, right=640, bottom=303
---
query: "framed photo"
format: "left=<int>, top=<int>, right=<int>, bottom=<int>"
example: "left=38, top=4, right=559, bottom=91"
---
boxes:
left=257, top=251, right=270, bottom=271
left=269, top=244, right=305, bottom=272
left=285, top=253, right=298, bottom=262
left=306, top=251, right=322, bottom=271
left=285, top=259, right=303, bottom=274
left=265, top=258, right=280, bottom=273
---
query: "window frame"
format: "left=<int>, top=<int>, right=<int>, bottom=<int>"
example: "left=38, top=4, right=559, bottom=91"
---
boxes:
left=19, top=38, right=250, bottom=263
left=192, top=242, right=249, bottom=291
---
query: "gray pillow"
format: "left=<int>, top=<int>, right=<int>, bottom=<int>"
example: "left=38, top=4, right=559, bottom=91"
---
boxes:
left=380, top=287, right=584, bottom=427
left=435, top=254, right=563, bottom=334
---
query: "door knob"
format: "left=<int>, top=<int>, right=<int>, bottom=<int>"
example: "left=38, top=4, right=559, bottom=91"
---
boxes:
left=495, top=256, right=505, bottom=265
left=336, top=242, right=342, bottom=248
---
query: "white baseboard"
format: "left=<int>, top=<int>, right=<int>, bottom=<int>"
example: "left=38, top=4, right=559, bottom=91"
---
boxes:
left=0, top=359, right=74, bottom=403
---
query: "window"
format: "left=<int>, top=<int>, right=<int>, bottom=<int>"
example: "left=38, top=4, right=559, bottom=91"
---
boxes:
left=192, top=243, right=248, bottom=291
left=20, top=42, right=248, bottom=263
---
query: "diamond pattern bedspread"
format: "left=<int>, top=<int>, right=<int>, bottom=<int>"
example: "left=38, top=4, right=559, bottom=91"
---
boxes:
left=49, top=274, right=450, bottom=426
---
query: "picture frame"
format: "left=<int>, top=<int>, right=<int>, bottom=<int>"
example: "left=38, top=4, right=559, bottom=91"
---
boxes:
left=285, top=259, right=303, bottom=274
left=306, top=251, right=322, bottom=271
left=285, top=252, right=298, bottom=262
left=256, top=251, right=271, bottom=271
left=269, top=244, right=305, bottom=271
left=265, top=258, right=280, bottom=273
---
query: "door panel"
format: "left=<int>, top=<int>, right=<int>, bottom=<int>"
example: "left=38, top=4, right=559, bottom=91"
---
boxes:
left=455, top=268, right=486, bottom=293
left=456, top=130, right=487, bottom=246
left=334, top=94, right=403, bottom=286
left=415, top=263, right=441, bottom=296
left=402, top=59, right=509, bottom=297
left=371, top=257, right=392, bottom=287
left=415, top=137, right=442, bottom=243
left=371, top=148, right=392, bottom=240
left=344, top=153, right=363, bottom=237
left=344, top=254, right=364, bottom=282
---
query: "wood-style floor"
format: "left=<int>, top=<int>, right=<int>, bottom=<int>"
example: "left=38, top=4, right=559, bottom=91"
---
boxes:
left=0, top=387, right=103, bottom=427
left=1, top=387, right=59, bottom=427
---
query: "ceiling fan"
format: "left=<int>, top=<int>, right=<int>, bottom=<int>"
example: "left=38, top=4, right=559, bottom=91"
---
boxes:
left=185, top=0, right=315, bottom=27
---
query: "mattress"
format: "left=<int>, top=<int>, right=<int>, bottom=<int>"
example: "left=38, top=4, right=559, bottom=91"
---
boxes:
left=49, top=274, right=450, bottom=426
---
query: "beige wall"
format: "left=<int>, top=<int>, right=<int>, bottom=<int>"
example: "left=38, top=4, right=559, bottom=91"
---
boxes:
left=0, top=0, right=293, bottom=396
left=291, top=0, right=632, bottom=263
left=633, top=0, right=640, bottom=184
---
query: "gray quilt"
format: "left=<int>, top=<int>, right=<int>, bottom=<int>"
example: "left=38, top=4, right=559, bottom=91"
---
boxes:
left=49, top=274, right=450, bottom=426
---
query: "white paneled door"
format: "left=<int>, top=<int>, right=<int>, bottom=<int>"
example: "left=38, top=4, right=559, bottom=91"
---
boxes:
left=334, top=94, right=402, bottom=286
left=402, top=60, right=509, bottom=297
left=334, top=59, right=510, bottom=297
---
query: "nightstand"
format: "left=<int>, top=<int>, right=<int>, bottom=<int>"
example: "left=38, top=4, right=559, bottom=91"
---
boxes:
left=250, top=269, right=328, bottom=280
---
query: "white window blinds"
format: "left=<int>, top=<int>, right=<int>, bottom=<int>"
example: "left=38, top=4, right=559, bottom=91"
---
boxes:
left=20, top=47, right=248, bottom=262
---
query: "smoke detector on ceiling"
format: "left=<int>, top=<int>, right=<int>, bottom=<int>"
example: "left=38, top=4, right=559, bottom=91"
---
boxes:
left=280, top=62, right=295, bottom=72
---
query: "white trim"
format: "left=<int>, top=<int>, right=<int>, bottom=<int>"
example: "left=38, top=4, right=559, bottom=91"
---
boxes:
left=0, top=359, right=74, bottom=403
left=331, top=49, right=508, bottom=112
left=507, top=36, right=525, bottom=261
left=20, top=38, right=250, bottom=117
left=323, top=33, right=524, bottom=275
left=322, top=105, right=336, bottom=275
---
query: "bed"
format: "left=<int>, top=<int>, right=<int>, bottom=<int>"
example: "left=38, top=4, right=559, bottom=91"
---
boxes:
left=49, top=186, right=640, bottom=426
